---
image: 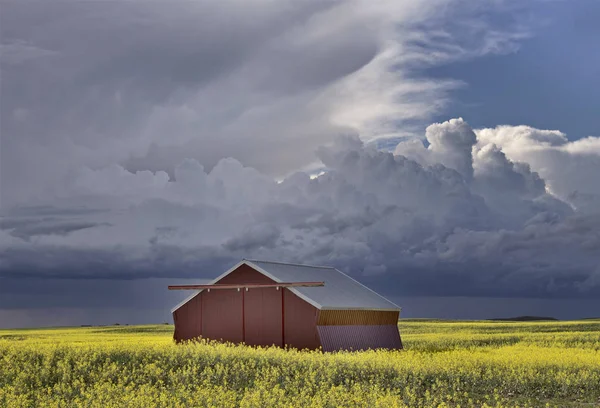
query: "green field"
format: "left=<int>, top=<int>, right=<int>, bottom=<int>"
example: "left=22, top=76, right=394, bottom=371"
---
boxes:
left=1, top=320, right=600, bottom=407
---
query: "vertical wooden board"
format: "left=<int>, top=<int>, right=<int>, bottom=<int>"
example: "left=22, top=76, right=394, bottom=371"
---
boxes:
left=195, top=293, right=202, bottom=338
left=201, top=288, right=243, bottom=343
left=244, top=287, right=282, bottom=347
left=283, top=289, right=320, bottom=350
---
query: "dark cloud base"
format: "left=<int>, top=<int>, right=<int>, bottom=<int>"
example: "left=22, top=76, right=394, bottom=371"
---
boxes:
left=2, top=276, right=599, bottom=329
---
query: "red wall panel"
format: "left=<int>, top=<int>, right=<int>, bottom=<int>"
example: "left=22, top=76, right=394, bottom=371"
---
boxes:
left=201, top=288, right=243, bottom=343
left=172, top=293, right=202, bottom=343
left=283, top=289, right=320, bottom=350
left=243, top=287, right=283, bottom=347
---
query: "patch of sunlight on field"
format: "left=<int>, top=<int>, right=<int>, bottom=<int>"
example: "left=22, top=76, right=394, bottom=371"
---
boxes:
left=1, top=320, right=600, bottom=407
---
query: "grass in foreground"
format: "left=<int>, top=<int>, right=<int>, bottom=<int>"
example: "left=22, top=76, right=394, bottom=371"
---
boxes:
left=1, top=320, right=600, bottom=407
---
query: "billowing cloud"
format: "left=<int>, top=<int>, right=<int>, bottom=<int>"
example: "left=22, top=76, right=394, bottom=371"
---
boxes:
left=394, top=117, right=477, bottom=180
left=1, top=118, right=599, bottom=300
left=1, top=0, right=531, bottom=206
left=475, top=125, right=600, bottom=213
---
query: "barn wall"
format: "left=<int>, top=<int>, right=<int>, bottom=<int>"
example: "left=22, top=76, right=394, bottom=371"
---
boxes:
left=212, top=264, right=284, bottom=347
left=173, top=264, right=279, bottom=345
left=317, top=325, right=403, bottom=352
left=172, top=293, right=202, bottom=343
left=317, top=310, right=399, bottom=325
left=284, top=289, right=320, bottom=350
left=201, top=289, right=244, bottom=343
left=316, top=309, right=403, bottom=352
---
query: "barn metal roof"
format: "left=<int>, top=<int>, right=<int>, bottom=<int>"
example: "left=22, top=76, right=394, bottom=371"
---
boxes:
left=171, top=259, right=401, bottom=313
left=246, top=260, right=400, bottom=311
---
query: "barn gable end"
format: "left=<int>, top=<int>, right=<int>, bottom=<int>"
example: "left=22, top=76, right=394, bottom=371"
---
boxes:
left=172, top=261, right=320, bottom=349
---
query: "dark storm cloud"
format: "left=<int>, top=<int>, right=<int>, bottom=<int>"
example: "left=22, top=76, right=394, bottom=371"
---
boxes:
left=0, top=277, right=206, bottom=310
left=1, top=0, right=599, bottom=325
left=4, top=206, right=107, bottom=217
left=0, top=244, right=233, bottom=280
left=1, top=218, right=109, bottom=240
left=224, top=225, right=282, bottom=252
left=1, top=118, right=599, bottom=300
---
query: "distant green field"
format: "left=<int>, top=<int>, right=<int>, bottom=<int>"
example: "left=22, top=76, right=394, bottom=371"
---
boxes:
left=1, top=320, right=600, bottom=407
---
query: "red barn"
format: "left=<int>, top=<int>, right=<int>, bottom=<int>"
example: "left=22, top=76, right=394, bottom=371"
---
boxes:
left=169, top=259, right=403, bottom=352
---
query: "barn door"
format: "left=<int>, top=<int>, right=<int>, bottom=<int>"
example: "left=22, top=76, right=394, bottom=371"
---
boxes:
left=243, top=287, right=283, bottom=347
left=201, top=289, right=243, bottom=343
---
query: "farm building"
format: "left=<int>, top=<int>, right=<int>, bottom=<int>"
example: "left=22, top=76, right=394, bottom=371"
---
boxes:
left=169, top=259, right=403, bottom=351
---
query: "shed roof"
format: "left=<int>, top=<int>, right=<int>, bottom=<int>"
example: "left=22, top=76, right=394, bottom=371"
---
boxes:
left=171, top=259, right=400, bottom=313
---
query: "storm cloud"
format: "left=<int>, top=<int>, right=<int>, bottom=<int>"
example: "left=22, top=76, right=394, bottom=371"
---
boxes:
left=2, top=118, right=599, bottom=300
left=1, top=1, right=599, bottom=326
left=1, top=0, right=531, bottom=205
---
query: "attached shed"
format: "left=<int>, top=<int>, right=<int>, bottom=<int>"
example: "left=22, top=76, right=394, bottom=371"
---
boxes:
left=169, top=259, right=403, bottom=352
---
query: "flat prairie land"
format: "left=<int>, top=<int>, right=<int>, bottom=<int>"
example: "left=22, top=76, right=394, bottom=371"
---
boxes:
left=1, top=319, right=599, bottom=407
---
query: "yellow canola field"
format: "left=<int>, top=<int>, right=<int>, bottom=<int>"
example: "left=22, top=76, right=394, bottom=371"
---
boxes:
left=1, top=320, right=600, bottom=407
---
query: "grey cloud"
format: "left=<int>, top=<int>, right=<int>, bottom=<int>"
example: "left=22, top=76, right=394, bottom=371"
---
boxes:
left=2, top=0, right=596, bottom=317
left=1, top=118, right=599, bottom=300
left=0, top=276, right=210, bottom=328
left=0, top=244, right=233, bottom=281
left=1, top=219, right=109, bottom=240
left=0, top=205, right=113, bottom=240
left=224, top=225, right=282, bottom=252
left=1, top=0, right=531, bottom=207
left=473, top=144, right=546, bottom=198
left=1, top=0, right=352, bottom=205
left=0, top=41, right=58, bottom=65
left=2, top=205, right=107, bottom=217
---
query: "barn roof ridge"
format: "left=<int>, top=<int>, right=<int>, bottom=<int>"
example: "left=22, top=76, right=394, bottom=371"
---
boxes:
left=243, top=258, right=336, bottom=270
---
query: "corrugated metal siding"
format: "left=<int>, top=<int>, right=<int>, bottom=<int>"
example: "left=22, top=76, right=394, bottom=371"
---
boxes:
left=244, top=287, right=283, bottom=347
left=283, top=288, right=320, bottom=350
left=317, top=325, right=403, bottom=352
left=317, top=310, right=399, bottom=325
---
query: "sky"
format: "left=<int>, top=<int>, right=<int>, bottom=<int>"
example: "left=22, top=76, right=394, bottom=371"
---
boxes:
left=1, top=0, right=599, bottom=328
